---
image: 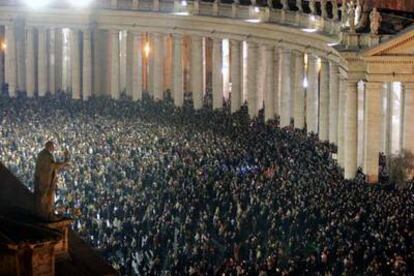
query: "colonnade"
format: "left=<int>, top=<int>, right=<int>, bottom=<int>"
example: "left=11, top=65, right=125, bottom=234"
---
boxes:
left=10, top=21, right=410, bottom=183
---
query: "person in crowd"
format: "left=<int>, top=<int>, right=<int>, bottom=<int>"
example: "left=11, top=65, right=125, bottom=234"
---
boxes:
left=0, top=92, right=412, bottom=275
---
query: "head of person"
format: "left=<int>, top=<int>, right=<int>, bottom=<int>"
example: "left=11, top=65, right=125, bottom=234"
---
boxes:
left=45, top=141, right=55, bottom=153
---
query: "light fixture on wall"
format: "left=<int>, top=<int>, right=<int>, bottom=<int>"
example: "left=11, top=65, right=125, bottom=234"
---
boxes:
left=1, top=42, right=6, bottom=51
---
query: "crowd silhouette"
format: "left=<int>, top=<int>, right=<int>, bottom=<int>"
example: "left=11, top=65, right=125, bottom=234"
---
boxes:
left=0, top=93, right=412, bottom=275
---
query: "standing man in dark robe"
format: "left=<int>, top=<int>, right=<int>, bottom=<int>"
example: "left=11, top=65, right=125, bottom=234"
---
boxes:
left=34, top=141, right=70, bottom=220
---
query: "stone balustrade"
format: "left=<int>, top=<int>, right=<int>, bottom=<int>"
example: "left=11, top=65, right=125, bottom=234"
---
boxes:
left=0, top=0, right=343, bottom=36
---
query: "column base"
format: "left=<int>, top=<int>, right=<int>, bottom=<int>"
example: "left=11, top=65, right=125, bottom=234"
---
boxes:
left=366, top=174, right=378, bottom=184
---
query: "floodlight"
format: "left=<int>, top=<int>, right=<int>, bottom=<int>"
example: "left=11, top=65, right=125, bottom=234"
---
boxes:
left=68, top=0, right=94, bottom=8
left=23, top=0, right=53, bottom=9
left=181, top=0, right=187, bottom=7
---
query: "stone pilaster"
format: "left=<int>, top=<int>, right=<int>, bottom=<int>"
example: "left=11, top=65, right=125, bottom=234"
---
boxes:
left=402, top=83, right=414, bottom=155
left=70, top=29, right=81, bottom=100
left=82, top=30, right=92, bottom=100
left=319, top=58, right=330, bottom=141
left=110, top=30, right=120, bottom=99
left=293, top=51, right=305, bottom=129
left=5, top=24, right=17, bottom=97
left=132, top=32, right=143, bottom=101
left=172, top=34, right=184, bottom=107
left=38, top=27, right=48, bottom=97
left=363, top=81, right=383, bottom=183
left=230, top=39, right=241, bottom=113
left=152, top=33, right=164, bottom=100
left=264, top=45, right=274, bottom=122
left=306, top=54, right=319, bottom=134
left=191, top=35, right=203, bottom=110
left=212, top=38, right=223, bottom=110
left=344, top=81, right=358, bottom=179
left=247, top=41, right=258, bottom=118
left=328, top=62, right=339, bottom=144
left=26, top=26, right=35, bottom=97
left=280, top=49, right=292, bottom=127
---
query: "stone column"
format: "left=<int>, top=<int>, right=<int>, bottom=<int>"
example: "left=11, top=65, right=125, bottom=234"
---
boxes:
left=247, top=41, right=258, bottom=118
left=0, top=27, right=4, bottom=87
left=125, top=32, right=134, bottom=97
left=82, top=30, right=92, bottom=101
left=273, top=48, right=280, bottom=116
left=319, top=58, right=330, bottom=141
left=55, top=29, right=63, bottom=92
left=293, top=51, right=305, bottom=129
left=321, top=0, right=328, bottom=18
left=212, top=37, right=223, bottom=110
left=70, top=29, right=81, bottom=100
left=385, top=83, right=393, bottom=158
left=332, top=0, right=339, bottom=20
left=191, top=36, right=203, bottom=110
left=344, top=81, right=358, bottom=179
left=264, top=45, right=274, bottom=122
left=337, top=75, right=346, bottom=167
left=363, top=81, right=383, bottom=183
left=38, top=27, right=48, bottom=97
left=132, top=32, right=143, bottom=101
left=306, top=54, right=319, bottom=134
left=26, top=26, right=35, bottom=97
left=172, top=34, right=184, bottom=107
left=280, top=49, right=292, bottom=127
left=402, top=83, right=414, bottom=155
left=5, top=24, right=17, bottom=97
left=152, top=33, right=164, bottom=100
left=48, top=29, right=56, bottom=94
left=328, top=62, right=339, bottom=144
left=110, top=29, right=120, bottom=99
left=132, top=0, right=139, bottom=9
left=16, top=22, right=26, bottom=93
left=230, top=39, right=241, bottom=113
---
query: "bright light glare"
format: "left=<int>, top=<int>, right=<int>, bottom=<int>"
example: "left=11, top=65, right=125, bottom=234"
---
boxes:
left=254, top=6, right=260, bottom=13
left=144, top=42, right=150, bottom=58
left=245, top=19, right=261, bottom=23
left=303, top=78, right=308, bottom=88
left=181, top=0, right=187, bottom=7
left=173, top=11, right=189, bottom=16
left=328, top=42, right=340, bottom=47
left=68, top=0, right=94, bottom=8
left=23, top=0, right=53, bottom=9
left=1, top=42, right=6, bottom=51
left=302, top=28, right=318, bottom=33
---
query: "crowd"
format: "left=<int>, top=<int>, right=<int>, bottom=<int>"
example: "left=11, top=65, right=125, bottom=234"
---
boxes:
left=0, top=93, right=413, bottom=275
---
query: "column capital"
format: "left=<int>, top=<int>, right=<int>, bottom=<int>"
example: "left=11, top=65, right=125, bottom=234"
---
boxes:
left=404, top=83, right=414, bottom=90
left=281, top=48, right=292, bottom=54
left=365, top=81, right=384, bottom=90
left=292, top=49, right=304, bottom=56
left=190, top=35, right=203, bottom=42
left=172, top=33, right=183, bottom=39
left=230, top=39, right=242, bottom=46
